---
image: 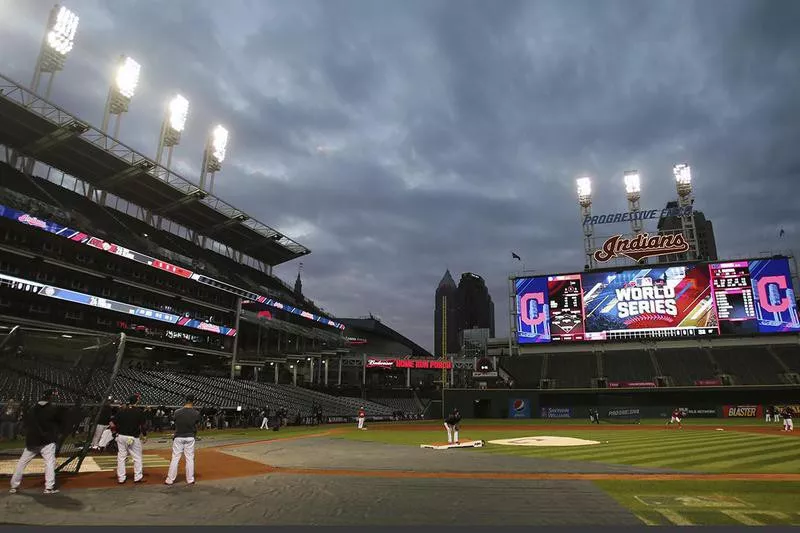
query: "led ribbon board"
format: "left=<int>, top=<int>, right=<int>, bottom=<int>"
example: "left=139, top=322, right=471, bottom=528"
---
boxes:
left=0, top=272, right=236, bottom=336
left=0, top=203, right=344, bottom=330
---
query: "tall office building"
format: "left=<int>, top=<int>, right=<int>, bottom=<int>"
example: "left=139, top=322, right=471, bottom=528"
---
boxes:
left=455, top=272, right=495, bottom=337
left=434, top=270, right=459, bottom=357
left=657, top=200, right=718, bottom=263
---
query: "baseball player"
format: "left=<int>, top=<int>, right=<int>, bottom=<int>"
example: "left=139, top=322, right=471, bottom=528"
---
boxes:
left=9, top=389, right=62, bottom=494
left=765, top=406, right=774, bottom=423
left=444, top=408, right=461, bottom=444
left=357, top=406, right=366, bottom=430
left=782, top=407, right=794, bottom=432
left=665, top=408, right=683, bottom=429
left=113, top=395, right=147, bottom=484
left=165, top=394, right=201, bottom=486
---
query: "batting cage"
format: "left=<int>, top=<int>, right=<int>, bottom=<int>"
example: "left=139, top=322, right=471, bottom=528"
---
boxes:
left=0, top=324, right=125, bottom=475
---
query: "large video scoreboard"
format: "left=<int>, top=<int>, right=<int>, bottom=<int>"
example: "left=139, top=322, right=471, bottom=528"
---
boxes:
left=515, top=257, right=800, bottom=344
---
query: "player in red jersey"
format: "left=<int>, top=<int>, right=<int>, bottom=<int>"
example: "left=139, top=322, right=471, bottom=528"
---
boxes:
left=665, top=408, right=683, bottom=429
left=357, top=407, right=366, bottom=430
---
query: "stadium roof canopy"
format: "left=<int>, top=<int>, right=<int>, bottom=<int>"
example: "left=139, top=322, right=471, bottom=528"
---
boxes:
left=0, top=73, right=310, bottom=267
left=338, top=317, right=433, bottom=358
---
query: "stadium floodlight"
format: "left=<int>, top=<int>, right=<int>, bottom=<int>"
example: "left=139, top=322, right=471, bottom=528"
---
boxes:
left=102, top=55, right=142, bottom=138
left=211, top=125, right=229, bottom=163
left=576, top=177, right=592, bottom=204
left=672, top=163, right=692, bottom=189
left=623, top=171, right=641, bottom=196
left=114, top=56, right=141, bottom=99
left=31, top=4, right=80, bottom=98
left=156, top=94, right=190, bottom=168
left=200, top=125, right=229, bottom=193
left=169, top=95, right=189, bottom=133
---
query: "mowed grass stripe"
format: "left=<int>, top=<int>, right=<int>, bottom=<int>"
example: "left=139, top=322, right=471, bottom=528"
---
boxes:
left=590, top=437, right=791, bottom=469
left=581, top=434, right=771, bottom=463
left=674, top=443, right=800, bottom=471
left=482, top=433, right=766, bottom=463
left=478, top=433, right=751, bottom=459
left=646, top=440, right=800, bottom=470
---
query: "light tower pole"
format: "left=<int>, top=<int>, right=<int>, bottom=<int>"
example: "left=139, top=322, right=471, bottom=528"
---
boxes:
left=155, top=94, right=189, bottom=170
left=31, top=4, right=79, bottom=99
left=624, top=170, right=643, bottom=237
left=102, top=55, right=141, bottom=139
left=200, top=125, right=229, bottom=194
left=577, top=177, right=595, bottom=270
left=674, top=163, right=698, bottom=260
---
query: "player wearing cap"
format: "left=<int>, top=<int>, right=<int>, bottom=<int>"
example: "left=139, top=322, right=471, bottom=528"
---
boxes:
left=665, top=408, right=683, bottom=429
left=9, top=389, right=62, bottom=494
left=165, top=394, right=201, bottom=486
left=357, top=407, right=366, bottom=430
left=114, top=394, right=147, bottom=484
left=782, top=407, right=794, bottom=432
left=444, top=408, right=461, bottom=444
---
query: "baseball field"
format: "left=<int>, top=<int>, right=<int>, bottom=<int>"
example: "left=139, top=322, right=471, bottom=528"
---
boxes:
left=1, top=418, right=798, bottom=526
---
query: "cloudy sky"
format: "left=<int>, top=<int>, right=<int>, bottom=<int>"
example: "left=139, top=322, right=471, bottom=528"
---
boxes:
left=1, top=0, right=799, bottom=352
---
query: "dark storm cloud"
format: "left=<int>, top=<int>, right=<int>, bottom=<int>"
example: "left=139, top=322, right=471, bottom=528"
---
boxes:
left=2, top=0, right=799, bottom=351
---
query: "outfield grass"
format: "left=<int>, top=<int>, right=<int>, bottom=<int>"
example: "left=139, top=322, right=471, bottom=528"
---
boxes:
left=340, top=419, right=799, bottom=473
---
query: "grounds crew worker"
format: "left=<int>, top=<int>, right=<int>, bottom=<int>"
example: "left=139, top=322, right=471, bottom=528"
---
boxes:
left=9, top=389, right=62, bottom=494
left=444, top=408, right=462, bottom=444
left=114, top=394, right=147, bottom=484
left=165, top=394, right=201, bottom=485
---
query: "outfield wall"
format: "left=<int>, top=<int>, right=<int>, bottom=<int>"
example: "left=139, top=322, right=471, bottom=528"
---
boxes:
left=443, top=385, right=800, bottom=419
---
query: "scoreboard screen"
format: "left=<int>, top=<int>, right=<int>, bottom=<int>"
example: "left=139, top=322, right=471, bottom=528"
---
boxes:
left=516, top=257, right=800, bottom=344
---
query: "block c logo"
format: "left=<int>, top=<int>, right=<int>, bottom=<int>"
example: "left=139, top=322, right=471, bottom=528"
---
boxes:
left=756, top=276, right=790, bottom=313
left=520, top=292, right=546, bottom=326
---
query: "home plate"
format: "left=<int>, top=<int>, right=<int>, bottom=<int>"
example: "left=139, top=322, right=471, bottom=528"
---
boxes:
left=488, top=436, right=600, bottom=447
left=421, top=440, right=485, bottom=450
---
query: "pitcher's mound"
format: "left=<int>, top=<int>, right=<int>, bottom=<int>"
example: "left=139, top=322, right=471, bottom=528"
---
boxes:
left=420, top=440, right=485, bottom=450
left=488, top=436, right=600, bottom=447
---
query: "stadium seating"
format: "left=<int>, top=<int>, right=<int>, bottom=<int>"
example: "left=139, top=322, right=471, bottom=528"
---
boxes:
left=653, top=348, right=716, bottom=386
left=711, top=346, right=787, bottom=385
left=601, top=350, right=658, bottom=383
left=498, top=355, right=544, bottom=388
left=546, top=352, right=597, bottom=388
left=0, top=357, right=398, bottom=419
left=772, top=345, right=800, bottom=374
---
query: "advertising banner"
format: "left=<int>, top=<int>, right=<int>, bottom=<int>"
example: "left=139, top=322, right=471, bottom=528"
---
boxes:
left=694, top=379, right=722, bottom=386
left=603, top=407, right=641, bottom=420
left=365, top=358, right=453, bottom=370
left=679, top=407, right=719, bottom=418
left=607, top=382, right=657, bottom=388
left=722, top=405, right=763, bottom=418
left=540, top=407, right=572, bottom=419
left=509, top=399, right=532, bottom=418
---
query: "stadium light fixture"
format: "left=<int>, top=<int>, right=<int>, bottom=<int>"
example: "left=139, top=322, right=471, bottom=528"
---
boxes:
left=31, top=4, right=80, bottom=98
left=624, top=171, right=641, bottom=196
left=200, top=124, right=230, bottom=193
left=672, top=163, right=692, bottom=189
left=156, top=94, right=190, bottom=168
left=102, top=55, right=142, bottom=138
left=576, top=177, right=592, bottom=203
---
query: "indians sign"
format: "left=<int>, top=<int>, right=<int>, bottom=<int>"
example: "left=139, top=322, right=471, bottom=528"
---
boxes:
left=594, top=233, right=690, bottom=263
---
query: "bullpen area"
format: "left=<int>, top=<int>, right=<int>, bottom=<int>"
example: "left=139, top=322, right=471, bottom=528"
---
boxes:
left=1, top=418, right=798, bottom=526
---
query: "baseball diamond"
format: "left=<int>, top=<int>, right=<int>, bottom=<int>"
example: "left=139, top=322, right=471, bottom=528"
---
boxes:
left=1, top=0, right=800, bottom=529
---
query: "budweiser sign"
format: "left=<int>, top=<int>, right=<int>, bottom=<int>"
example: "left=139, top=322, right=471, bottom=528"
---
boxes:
left=594, top=233, right=690, bottom=263
left=366, top=359, right=395, bottom=369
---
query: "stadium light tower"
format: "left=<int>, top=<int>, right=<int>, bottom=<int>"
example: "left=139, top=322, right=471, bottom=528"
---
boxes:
left=673, top=163, right=698, bottom=260
left=31, top=4, right=79, bottom=99
left=623, top=170, right=644, bottom=237
left=577, top=177, right=595, bottom=270
left=102, top=55, right=141, bottom=138
left=155, top=94, right=189, bottom=169
left=200, top=125, right=229, bottom=193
